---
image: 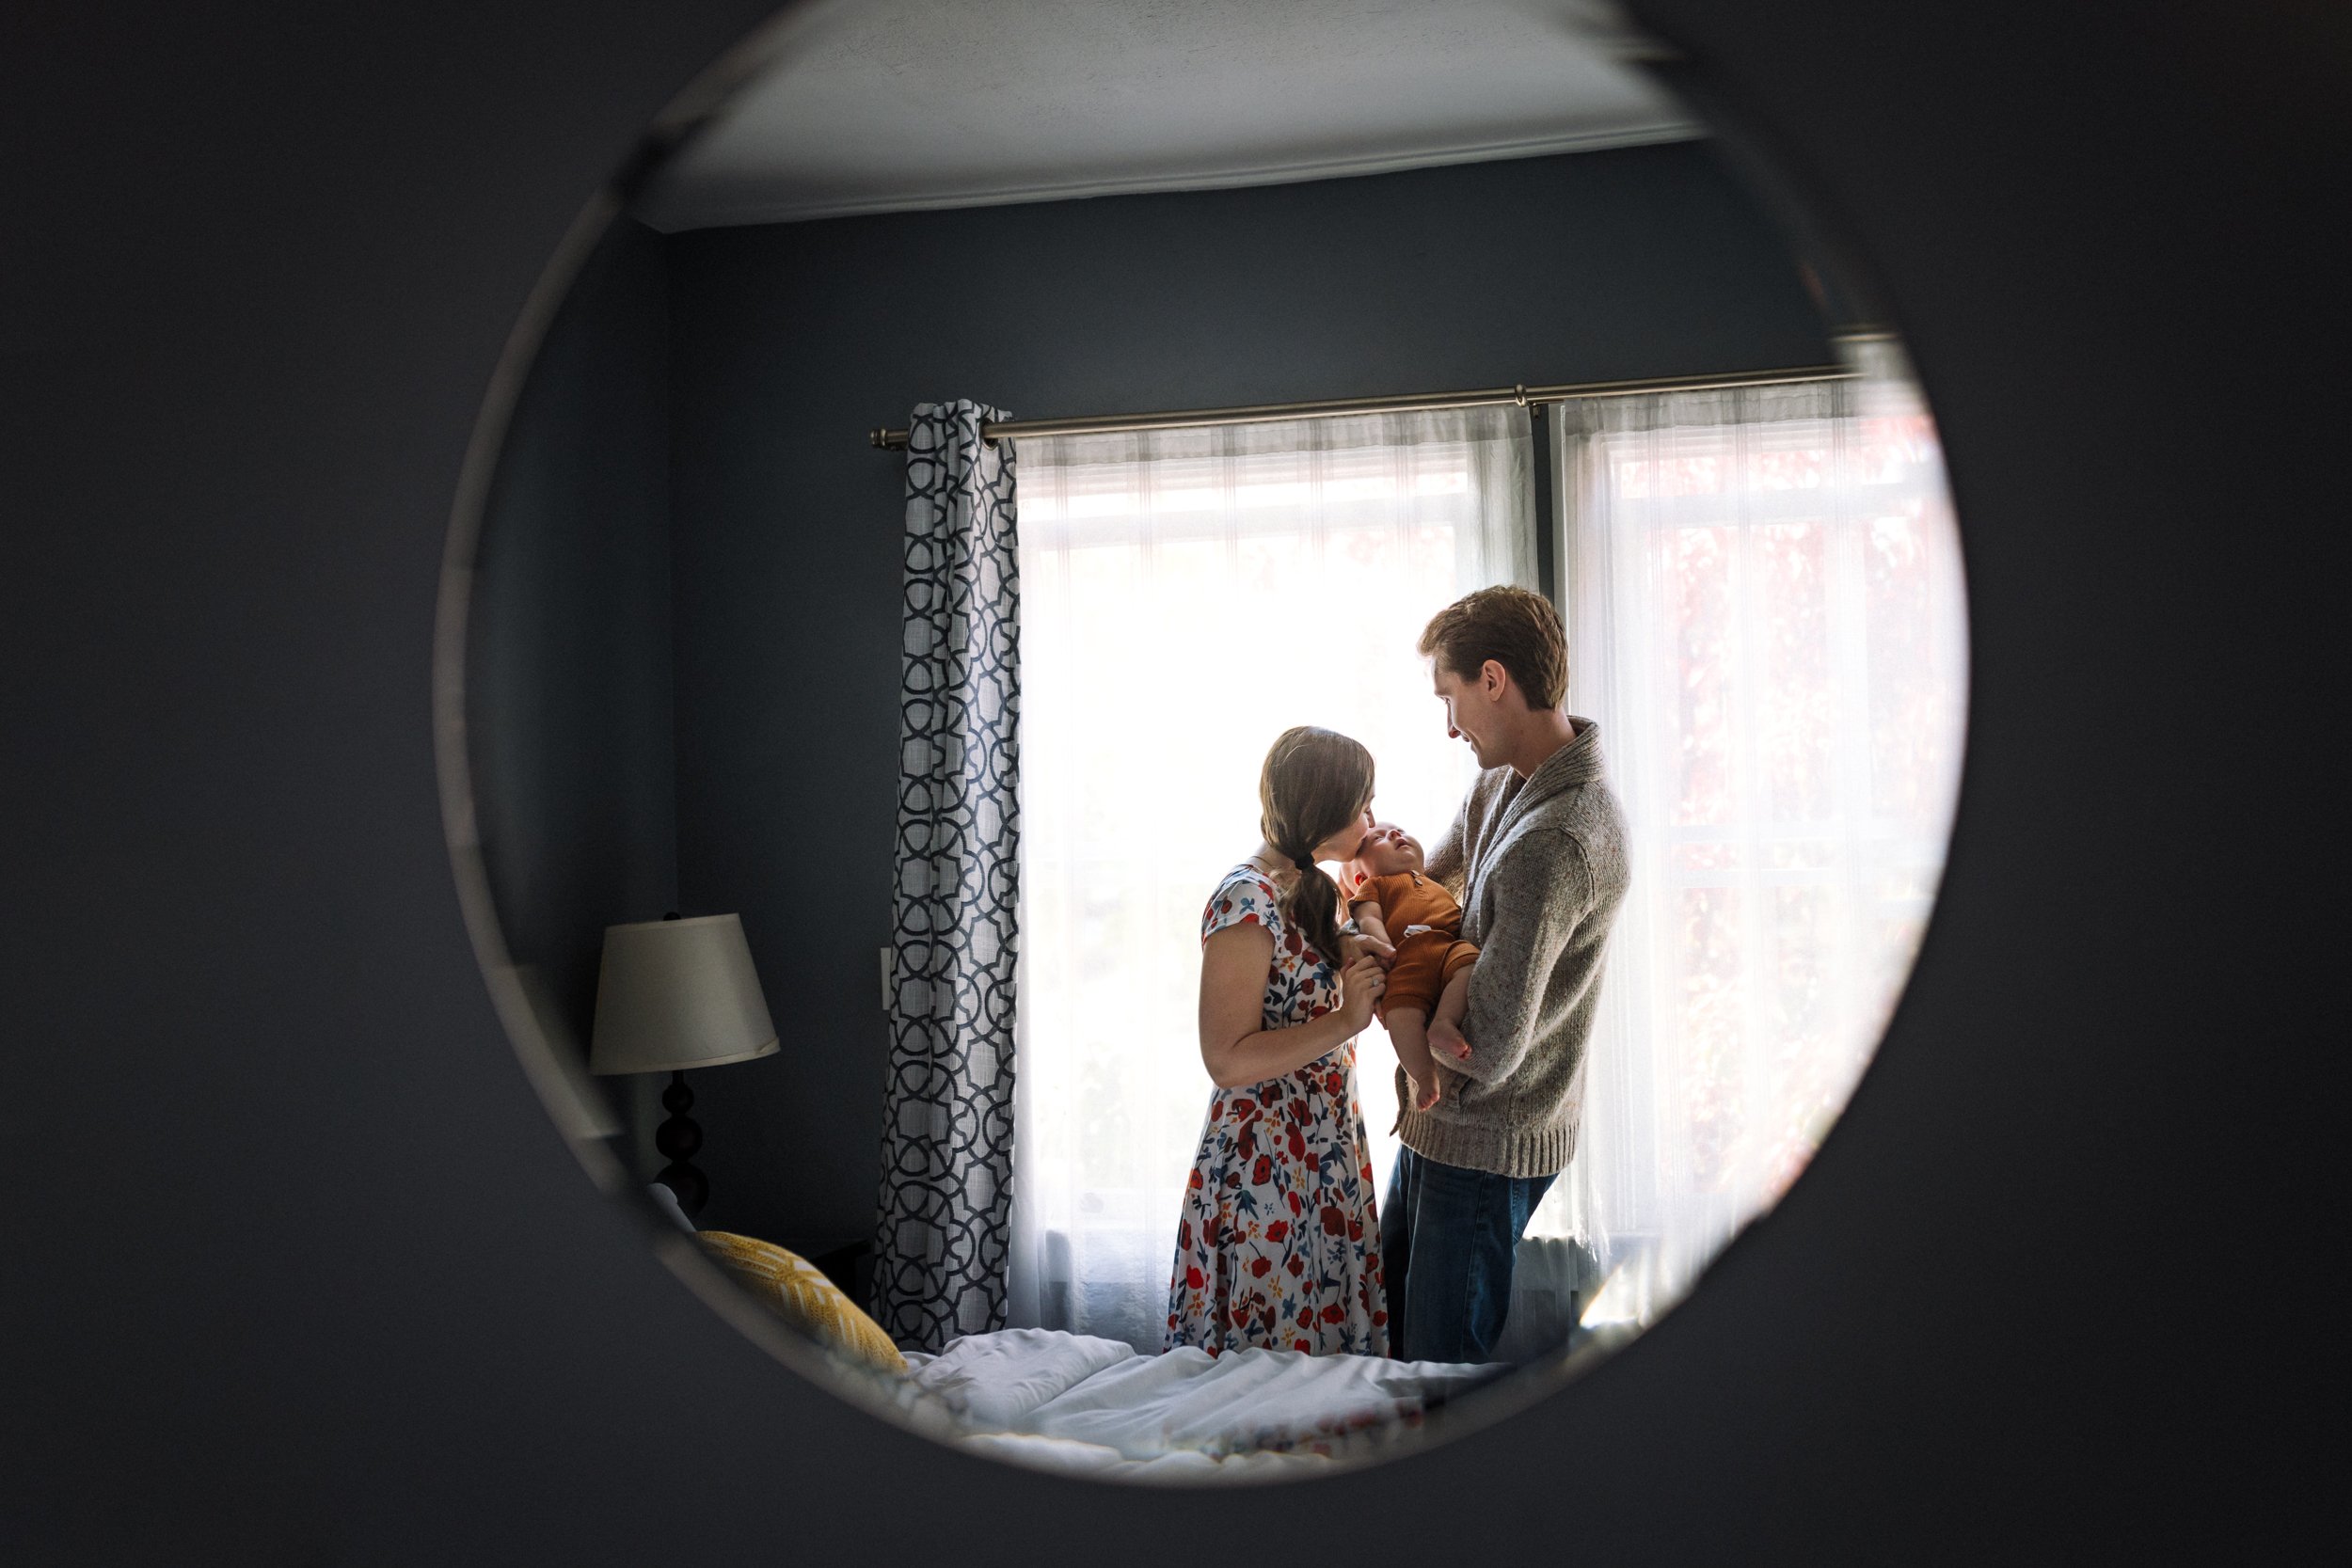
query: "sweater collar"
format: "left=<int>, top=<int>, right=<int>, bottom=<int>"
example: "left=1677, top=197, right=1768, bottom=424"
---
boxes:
left=1510, top=717, right=1605, bottom=809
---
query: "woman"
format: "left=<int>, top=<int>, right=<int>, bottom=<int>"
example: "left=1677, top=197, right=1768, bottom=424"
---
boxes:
left=1165, top=725, right=1391, bottom=1356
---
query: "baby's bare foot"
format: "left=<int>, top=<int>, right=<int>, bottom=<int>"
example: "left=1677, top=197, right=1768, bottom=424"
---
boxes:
left=1428, top=1017, right=1471, bottom=1062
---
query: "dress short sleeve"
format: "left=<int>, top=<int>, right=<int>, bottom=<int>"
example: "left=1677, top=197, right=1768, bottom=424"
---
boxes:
left=1201, top=868, right=1282, bottom=945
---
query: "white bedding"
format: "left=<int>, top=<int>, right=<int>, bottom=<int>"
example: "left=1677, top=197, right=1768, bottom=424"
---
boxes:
left=900, top=1328, right=1509, bottom=1478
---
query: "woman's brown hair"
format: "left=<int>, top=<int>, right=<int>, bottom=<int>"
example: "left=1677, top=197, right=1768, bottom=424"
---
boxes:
left=1258, top=726, right=1375, bottom=969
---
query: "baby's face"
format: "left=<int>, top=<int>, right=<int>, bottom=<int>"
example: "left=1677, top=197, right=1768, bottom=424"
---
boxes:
left=1352, top=822, right=1424, bottom=879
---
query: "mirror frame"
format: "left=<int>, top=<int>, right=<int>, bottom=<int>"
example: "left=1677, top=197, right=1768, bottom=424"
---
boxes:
left=437, top=0, right=1981, bottom=1484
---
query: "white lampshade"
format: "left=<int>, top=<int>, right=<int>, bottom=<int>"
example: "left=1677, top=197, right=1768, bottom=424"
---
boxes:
left=588, top=913, right=779, bottom=1076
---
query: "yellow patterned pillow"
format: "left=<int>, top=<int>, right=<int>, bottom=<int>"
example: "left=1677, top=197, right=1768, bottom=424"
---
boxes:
left=694, top=1231, right=907, bottom=1374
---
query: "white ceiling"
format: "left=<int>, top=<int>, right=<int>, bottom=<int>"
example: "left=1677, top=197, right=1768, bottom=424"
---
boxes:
left=633, top=0, right=1700, bottom=232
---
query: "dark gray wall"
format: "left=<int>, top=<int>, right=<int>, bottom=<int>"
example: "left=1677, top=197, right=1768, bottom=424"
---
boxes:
left=9, top=2, right=2335, bottom=1560
left=469, top=216, right=676, bottom=1093
left=660, top=143, right=1835, bottom=1245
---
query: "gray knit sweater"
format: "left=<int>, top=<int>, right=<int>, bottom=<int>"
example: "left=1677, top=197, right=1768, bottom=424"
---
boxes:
left=1394, top=718, right=1628, bottom=1179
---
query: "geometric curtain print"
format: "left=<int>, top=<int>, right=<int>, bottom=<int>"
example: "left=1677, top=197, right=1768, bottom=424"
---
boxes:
left=870, top=400, right=1022, bottom=1352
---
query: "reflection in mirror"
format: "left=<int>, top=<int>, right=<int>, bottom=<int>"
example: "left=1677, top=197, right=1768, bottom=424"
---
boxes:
left=443, top=0, right=1967, bottom=1481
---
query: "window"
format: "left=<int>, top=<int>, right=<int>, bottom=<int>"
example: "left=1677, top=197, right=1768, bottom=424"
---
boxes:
left=1535, top=347, right=1966, bottom=1327
left=1009, top=409, right=1535, bottom=1350
left=1006, top=350, right=1964, bottom=1353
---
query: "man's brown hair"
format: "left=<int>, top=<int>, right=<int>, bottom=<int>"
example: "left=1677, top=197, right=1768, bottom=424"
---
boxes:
left=1417, top=585, right=1568, bottom=710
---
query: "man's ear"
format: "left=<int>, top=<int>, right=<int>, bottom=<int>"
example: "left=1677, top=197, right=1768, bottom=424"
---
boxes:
left=1481, top=657, right=1511, bottom=700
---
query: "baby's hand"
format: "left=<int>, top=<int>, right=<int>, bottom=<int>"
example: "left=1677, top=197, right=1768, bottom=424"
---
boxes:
left=1428, top=1015, right=1472, bottom=1063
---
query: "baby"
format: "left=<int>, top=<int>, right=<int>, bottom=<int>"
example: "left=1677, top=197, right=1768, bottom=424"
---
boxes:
left=1346, top=822, right=1477, bottom=1112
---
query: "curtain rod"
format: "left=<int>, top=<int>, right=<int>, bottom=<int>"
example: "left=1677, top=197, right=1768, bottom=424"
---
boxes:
left=866, top=362, right=1862, bottom=451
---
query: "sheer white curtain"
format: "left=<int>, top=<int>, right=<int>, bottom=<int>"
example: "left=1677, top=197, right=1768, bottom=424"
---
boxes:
left=1007, top=409, right=1535, bottom=1352
left=1529, top=341, right=1966, bottom=1330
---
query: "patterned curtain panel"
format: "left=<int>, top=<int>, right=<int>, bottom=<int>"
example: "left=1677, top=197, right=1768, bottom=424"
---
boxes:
left=871, top=400, right=1021, bottom=1352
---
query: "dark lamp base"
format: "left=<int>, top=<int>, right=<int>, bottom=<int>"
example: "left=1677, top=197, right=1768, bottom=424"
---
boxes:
left=653, top=1069, right=708, bottom=1216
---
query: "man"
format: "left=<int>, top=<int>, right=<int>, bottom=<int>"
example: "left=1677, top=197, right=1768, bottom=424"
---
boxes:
left=1377, top=585, right=1628, bottom=1363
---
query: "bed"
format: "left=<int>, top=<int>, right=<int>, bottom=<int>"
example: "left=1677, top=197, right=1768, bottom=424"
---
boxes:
left=898, top=1326, right=1512, bottom=1479
left=680, top=1200, right=1598, bottom=1479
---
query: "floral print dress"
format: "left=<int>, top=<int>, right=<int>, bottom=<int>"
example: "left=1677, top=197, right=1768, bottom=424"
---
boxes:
left=1165, top=865, right=1389, bottom=1357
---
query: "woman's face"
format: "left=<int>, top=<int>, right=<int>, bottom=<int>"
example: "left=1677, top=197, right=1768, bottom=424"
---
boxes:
left=1311, top=801, right=1376, bottom=864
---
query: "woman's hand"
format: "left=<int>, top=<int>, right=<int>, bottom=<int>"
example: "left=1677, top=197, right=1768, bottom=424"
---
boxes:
left=1337, top=954, right=1386, bottom=1034
left=1352, top=930, right=1396, bottom=969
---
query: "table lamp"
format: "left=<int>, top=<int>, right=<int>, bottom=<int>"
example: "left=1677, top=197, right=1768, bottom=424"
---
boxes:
left=588, top=911, right=777, bottom=1216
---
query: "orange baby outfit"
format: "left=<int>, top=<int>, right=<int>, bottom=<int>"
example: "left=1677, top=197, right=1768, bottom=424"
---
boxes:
left=1351, top=871, right=1478, bottom=1017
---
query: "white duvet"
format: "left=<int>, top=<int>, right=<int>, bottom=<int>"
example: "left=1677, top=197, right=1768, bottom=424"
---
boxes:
left=901, top=1328, right=1508, bottom=1479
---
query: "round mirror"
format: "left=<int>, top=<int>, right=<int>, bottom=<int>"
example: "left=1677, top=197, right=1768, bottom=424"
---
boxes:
left=440, top=0, right=1968, bottom=1481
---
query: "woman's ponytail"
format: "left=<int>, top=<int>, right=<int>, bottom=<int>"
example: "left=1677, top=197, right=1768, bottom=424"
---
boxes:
left=1280, top=850, right=1346, bottom=970
left=1257, top=726, right=1375, bottom=970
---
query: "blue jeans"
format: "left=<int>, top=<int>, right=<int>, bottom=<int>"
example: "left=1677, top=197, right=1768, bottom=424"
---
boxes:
left=1380, top=1146, right=1556, bottom=1363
